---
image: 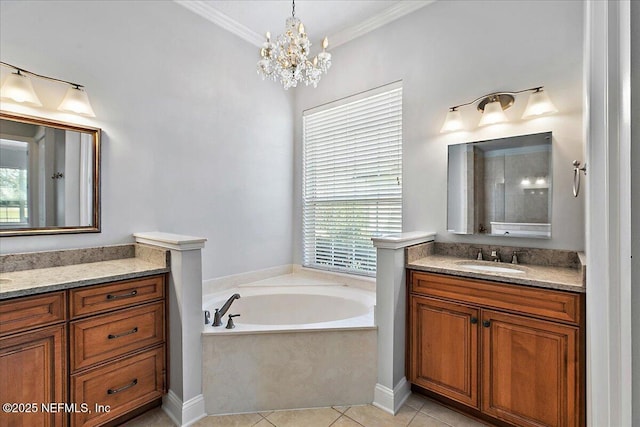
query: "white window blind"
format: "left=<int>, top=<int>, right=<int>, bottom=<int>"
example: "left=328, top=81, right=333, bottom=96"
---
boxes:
left=303, top=83, right=402, bottom=276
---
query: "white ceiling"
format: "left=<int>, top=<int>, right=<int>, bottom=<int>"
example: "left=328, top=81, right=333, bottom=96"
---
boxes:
left=175, top=0, right=434, bottom=48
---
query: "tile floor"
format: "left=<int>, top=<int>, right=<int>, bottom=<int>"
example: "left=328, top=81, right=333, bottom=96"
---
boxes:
left=121, top=393, right=489, bottom=427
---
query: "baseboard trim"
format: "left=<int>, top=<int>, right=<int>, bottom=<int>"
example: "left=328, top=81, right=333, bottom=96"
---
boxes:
left=372, top=377, right=411, bottom=415
left=163, top=390, right=207, bottom=426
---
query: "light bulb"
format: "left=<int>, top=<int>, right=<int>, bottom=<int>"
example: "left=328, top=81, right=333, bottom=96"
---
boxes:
left=58, top=86, right=95, bottom=117
left=522, top=88, right=558, bottom=118
left=478, top=100, right=508, bottom=126
left=440, top=109, right=463, bottom=133
left=0, top=71, right=42, bottom=106
left=322, top=37, right=329, bottom=50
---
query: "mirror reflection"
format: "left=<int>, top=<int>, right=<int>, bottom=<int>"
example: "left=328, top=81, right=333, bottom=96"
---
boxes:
left=0, top=113, right=100, bottom=236
left=447, top=132, right=552, bottom=239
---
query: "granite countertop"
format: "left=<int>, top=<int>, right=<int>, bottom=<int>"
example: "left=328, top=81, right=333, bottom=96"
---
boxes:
left=408, top=255, right=584, bottom=293
left=0, top=244, right=170, bottom=300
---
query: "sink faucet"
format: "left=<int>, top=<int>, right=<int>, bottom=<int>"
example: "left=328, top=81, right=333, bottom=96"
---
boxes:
left=213, top=293, right=241, bottom=326
left=472, top=247, right=483, bottom=261
left=490, top=249, right=501, bottom=262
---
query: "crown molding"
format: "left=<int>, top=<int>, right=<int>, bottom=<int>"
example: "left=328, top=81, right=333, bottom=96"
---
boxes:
left=174, top=0, right=264, bottom=47
left=329, top=0, right=436, bottom=48
left=175, top=0, right=435, bottom=50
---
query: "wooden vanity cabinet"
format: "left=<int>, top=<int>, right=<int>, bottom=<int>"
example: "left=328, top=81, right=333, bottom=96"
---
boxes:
left=0, top=274, right=167, bottom=427
left=481, top=309, right=578, bottom=427
left=0, top=291, right=67, bottom=427
left=410, top=295, right=479, bottom=408
left=408, top=271, right=584, bottom=427
left=0, top=326, right=67, bottom=427
left=69, top=275, right=167, bottom=427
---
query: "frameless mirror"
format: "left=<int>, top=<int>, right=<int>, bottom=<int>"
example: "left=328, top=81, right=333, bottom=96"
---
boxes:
left=447, top=132, right=552, bottom=238
left=0, top=112, right=100, bottom=236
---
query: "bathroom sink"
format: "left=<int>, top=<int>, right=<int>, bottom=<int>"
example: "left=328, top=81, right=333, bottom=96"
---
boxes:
left=456, top=263, right=525, bottom=274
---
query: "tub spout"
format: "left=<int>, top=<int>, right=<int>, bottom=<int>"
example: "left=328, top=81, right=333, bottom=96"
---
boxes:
left=213, top=293, right=241, bottom=326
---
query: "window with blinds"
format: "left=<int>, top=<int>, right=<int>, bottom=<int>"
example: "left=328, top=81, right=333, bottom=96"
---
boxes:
left=303, top=83, right=402, bottom=276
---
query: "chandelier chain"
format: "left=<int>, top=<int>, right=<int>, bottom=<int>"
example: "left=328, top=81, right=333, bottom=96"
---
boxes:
left=292, top=0, right=295, bottom=17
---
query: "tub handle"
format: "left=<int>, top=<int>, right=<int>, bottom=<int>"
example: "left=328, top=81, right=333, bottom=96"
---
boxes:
left=226, top=314, right=240, bottom=329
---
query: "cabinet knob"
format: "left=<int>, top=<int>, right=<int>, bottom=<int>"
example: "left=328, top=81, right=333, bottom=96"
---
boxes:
left=483, top=320, right=491, bottom=328
left=470, top=317, right=478, bottom=324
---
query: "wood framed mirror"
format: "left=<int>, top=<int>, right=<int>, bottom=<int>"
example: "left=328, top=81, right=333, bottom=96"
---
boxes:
left=0, top=111, right=100, bottom=236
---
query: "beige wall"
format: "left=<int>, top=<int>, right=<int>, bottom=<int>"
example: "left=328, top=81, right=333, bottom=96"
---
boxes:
left=293, top=0, right=585, bottom=265
left=0, top=1, right=294, bottom=280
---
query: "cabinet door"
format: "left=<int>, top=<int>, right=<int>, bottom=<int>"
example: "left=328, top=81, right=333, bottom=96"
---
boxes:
left=409, top=295, right=479, bottom=408
left=481, top=310, right=578, bottom=427
left=0, top=325, right=67, bottom=427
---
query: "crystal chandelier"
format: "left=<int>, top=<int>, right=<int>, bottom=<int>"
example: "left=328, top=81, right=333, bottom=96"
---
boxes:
left=257, top=0, right=331, bottom=90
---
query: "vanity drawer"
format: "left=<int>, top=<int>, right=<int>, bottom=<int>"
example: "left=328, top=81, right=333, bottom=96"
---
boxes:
left=70, top=275, right=164, bottom=318
left=70, top=302, right=165, bottom=372
left=70, top=345, right=165, bottom=427
left=410, top=271, right=582, bottom=325
left=0, top=291, right=66, bottom=336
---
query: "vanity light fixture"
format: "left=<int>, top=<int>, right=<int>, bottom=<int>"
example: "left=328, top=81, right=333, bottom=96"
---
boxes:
left=440, top=86, right=557, bottom=133
left=0, top=61, right=95, bottom=117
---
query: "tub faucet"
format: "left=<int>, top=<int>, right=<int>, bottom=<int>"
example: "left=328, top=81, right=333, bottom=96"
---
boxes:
left=511, top=251, right=528, bottom=264
left=226, top=314, right=240, bottom=329
left=213, top=293, right=241, bottom=326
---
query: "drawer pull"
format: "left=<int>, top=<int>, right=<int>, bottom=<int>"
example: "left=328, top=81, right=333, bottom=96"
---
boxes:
left=106, top=290, right=138, bottom=300
left=107, top=378, right=138, bottom=395
left=108, top=327, right=138, bottom=340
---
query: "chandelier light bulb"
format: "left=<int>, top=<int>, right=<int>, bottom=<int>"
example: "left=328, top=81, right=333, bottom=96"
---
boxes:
left=322, top=37, right=329, bottom=50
